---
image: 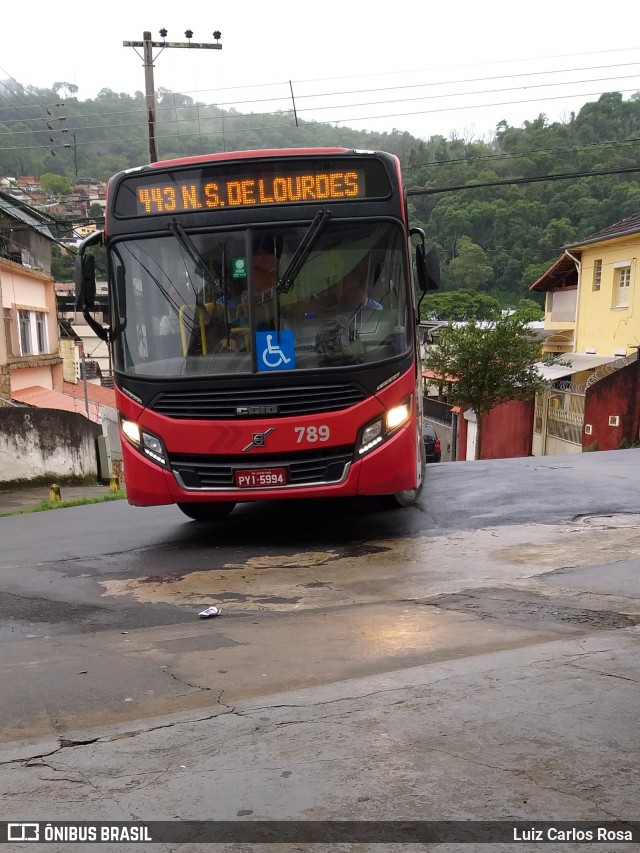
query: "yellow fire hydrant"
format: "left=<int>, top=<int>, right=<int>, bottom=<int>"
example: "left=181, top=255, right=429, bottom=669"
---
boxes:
left=109, top=473, right=120, bottom=493
left=49, top=483, right=62, bottom=502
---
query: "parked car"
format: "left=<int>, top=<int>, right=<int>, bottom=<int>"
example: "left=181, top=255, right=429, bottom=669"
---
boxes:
left=422, top=423, right=441, bottom=463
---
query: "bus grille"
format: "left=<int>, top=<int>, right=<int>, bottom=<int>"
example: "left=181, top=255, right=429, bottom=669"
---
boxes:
left=150, top=383, right=366, bottom=419
left=170, top=447, right=354, bottom=490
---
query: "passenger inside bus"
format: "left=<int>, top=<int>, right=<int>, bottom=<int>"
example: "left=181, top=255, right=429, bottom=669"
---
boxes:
left=337, top=268, right=383, bottom=313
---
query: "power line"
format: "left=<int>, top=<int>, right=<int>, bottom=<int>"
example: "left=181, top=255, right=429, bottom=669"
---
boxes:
left=0, top=120, right=299, bottom=152
left=4, top=51, right=640, bottom=111
left=320, top=87, right=640, bottom=128
left=3, top=62, right=640, bottom=131
left=0, top=71, right=67, bottom=160
left=406, top=164, right=640, bottom=196
left=2, top=81, right=640, bottom=152
left=404, top=136, right=640, bottom=170
left=7, top=83, right=638, bottom=153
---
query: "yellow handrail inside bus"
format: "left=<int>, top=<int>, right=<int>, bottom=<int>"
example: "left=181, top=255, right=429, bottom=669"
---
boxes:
left=179, top=302, right=223, bottom=356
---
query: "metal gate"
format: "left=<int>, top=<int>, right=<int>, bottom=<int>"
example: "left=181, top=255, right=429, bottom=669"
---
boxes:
left=533, top=382, right=585, bottom=456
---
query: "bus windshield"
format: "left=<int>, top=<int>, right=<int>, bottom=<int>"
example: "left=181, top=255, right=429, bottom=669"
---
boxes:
left=110, top=219, right=410, bottom=378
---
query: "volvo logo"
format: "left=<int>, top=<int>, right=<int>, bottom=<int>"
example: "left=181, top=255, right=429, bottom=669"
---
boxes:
left=243, top=428, right=276, bottom=452
left=236, top=405, right=279, bottom=416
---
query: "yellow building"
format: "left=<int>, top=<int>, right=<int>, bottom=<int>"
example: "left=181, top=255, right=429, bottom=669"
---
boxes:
left=528, top=214, right=640, bottom=457
left=73, top=222, right=100, bottom=239
left=531, top=213, right=640, bottom=359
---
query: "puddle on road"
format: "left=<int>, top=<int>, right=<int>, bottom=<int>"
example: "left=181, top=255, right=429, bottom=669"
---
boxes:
left=99, top=550, right=355, bottom=611
left=228, top=550, right=339, bottom=570
left=98, top=515, right=640, bottom=612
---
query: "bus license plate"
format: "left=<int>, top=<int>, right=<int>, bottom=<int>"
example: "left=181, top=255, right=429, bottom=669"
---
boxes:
left=235, top=468, right=287, bottom=488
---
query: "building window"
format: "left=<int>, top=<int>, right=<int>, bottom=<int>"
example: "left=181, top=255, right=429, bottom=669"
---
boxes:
left=18, top=310, right=32, bottom=355
left=35, top=312, right=47, bottom=353
left=615, top=265, right=631, bottom=307
left=592, top=259, right=602, bottom=291
left=16, top=309, right=49, bottom=356
left=3, top=309, right=13, bottom=356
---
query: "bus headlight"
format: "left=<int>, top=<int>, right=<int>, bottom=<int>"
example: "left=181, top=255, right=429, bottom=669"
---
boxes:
left=121, top=418, right=141, bottom=445
left=355, top=398, right=412, bottom=458
left=358, top=419, right=384, bottom=455
left=142, top=433, right=168, bottom=466
left=121, top=419, right=169, bottom=468
left=386, top=403, right=410, bottom=430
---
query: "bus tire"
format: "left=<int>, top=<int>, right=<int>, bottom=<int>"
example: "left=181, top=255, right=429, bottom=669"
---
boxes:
left=378, top=433, right=426, bottom=509
left=178, top=502, right=236, bottom=521
left=377, top=484, right=423, bottom=509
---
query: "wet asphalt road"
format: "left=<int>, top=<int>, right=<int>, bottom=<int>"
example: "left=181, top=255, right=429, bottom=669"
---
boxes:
left=1, top=450, right=640, bottom=741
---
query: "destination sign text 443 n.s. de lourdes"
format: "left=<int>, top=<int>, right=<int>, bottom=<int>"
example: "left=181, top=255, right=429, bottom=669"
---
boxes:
left=135, top=170, right=363, bottom=215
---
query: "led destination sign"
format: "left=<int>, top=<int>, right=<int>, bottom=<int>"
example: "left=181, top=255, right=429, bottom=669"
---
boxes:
left=113, top=158, right=392, bottom=218
left=136, top=171, right=363, bottom=215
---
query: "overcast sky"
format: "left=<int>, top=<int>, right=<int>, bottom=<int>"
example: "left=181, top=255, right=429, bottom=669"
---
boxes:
left=3, top=1, right=640, bottom=143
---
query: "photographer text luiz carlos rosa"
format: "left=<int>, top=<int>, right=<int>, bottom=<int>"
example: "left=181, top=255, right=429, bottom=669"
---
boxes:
left=514, top=825, right=635, bottom=843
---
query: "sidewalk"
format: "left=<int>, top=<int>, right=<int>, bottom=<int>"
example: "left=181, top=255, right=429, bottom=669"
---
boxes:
left=0, top=483, right=125, bottom=515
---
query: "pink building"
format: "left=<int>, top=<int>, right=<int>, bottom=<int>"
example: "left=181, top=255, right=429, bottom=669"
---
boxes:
left=0, top=191, right=63, bottom=404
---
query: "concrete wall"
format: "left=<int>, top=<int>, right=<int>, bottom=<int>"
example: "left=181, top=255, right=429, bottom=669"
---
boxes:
left=59, top=338, right=78, bottom=383
left=0, top=408, right=100, bottom=484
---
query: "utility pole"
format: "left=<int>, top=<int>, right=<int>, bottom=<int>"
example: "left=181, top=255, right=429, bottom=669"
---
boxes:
left=123, top=29, right=222, bottom=164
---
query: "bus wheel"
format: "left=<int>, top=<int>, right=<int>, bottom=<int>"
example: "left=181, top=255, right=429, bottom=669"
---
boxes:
left=178, top=502, right=236, bottom=521
left=378, top=433, right=426, bottom=509
left=377, top=484, right=423, bottom=509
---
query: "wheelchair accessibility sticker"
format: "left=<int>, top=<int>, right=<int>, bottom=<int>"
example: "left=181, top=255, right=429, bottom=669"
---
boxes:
left=256, top=331, right=295, bottom=371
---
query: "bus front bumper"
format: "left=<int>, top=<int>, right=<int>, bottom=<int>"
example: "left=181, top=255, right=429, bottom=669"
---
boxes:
left=121, top=422, right=418, bottom=507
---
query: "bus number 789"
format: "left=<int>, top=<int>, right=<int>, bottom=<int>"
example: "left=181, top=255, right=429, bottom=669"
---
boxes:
left=295, top=425, right=330, bottom=443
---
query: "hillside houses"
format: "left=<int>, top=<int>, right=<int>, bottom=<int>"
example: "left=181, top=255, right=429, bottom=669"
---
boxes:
left=0, top=175, right=106, bottom=245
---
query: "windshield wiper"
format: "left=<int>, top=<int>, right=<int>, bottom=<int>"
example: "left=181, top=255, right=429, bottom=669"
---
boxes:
left=276, top=207, right=332, bottom=294
left=169, top=220, right=222, bottom=300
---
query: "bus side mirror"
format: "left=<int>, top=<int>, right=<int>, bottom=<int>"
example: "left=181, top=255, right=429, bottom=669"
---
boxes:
left=74, top=230, right=103, bottom=311
left=416, top=242, right=441, bottom=292
left=74, top=230, right=109, bottom=342
left=411, top=227, right=440, bottom=292
left=75, top=253, right=96, bottom=310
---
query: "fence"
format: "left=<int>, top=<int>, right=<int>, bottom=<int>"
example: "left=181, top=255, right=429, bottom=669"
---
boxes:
left=423, top=397, right=453, bottom=425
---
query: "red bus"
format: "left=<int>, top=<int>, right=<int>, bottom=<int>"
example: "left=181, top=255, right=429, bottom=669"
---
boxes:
left=76, top=148, right=439, bottom=520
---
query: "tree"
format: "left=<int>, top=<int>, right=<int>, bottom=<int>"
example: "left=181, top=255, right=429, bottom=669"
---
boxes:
left=53, top=82, right=79, bottom=99
left=421, top=290, right=501, bottom=321
left=94, top=155, right=129, bottom=181
left=51, top=244, right=76, bottom=282
left=424, top=315, right=546, bottom=458
left=443, top=235, right=493, bottom=291
left=40, top=172, right=72, bottom=195
left=510, top=298, right=544, bottom=322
